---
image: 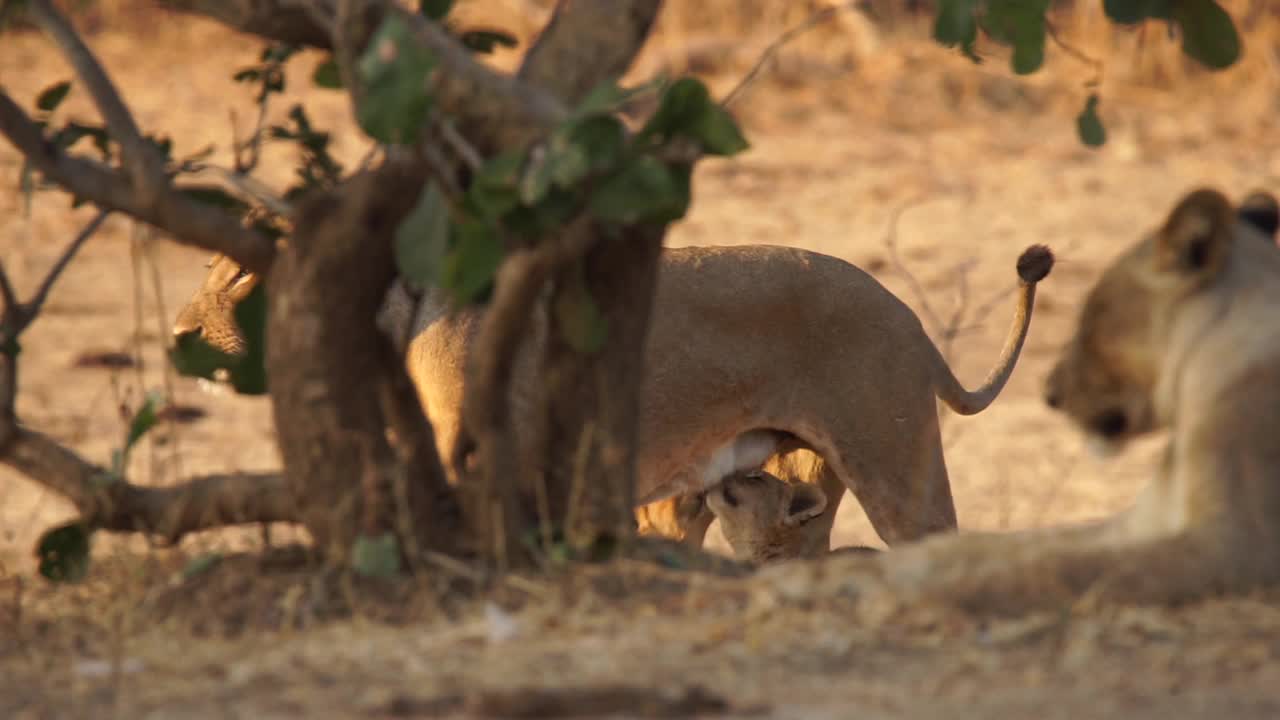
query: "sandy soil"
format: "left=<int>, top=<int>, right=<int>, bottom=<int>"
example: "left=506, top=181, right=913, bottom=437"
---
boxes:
left=2, top=5, right=1280, bottom=718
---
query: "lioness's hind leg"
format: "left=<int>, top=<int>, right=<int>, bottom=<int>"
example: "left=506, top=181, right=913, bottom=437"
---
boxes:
left=825, top=413, right=957, bottom=547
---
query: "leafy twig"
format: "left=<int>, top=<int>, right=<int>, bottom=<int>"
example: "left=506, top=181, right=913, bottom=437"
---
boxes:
left=0, top=91, right=276, bottom=273
left=1044, top=18, right=1104, bottom=87
left=26, top=0, right=166, bottom=200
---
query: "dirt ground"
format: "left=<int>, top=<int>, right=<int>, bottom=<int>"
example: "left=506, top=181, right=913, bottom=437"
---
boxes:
left=3, top=3, right=1280, bottom=718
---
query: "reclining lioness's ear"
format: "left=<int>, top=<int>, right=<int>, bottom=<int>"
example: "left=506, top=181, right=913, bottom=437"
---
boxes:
left=1239, top=190, right=1279, bottom=241
left=1153, top=188, right=1234, bottom=280
left=781, top=482, right=827, bottom=527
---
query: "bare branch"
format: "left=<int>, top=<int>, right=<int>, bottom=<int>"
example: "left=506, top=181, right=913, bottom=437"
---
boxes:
left=4, top=428, right=295, bottom=542
left=158, top=0, right=337, bottom=49
left=883, top=198, right=945, bottom=337
left=439, top=119, right=482, bottom=172
left=722, top=1, right=855, bottom=108
left=19, top=210, right=109, bottom=335
left=0, top=264, right=16, bottom=318
left=0, top=91, right=276, bottom=273
left=184, top=166, right=293, bottom=217
left=27, top=0, right=167, bottom=203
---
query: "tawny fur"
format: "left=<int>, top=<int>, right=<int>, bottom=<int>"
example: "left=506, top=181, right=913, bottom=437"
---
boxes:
left=175, top=243, right=1052, bottom=551
left=758, top=188, right=1280, bottom=614
left=706, top=468, right=883, bottom=563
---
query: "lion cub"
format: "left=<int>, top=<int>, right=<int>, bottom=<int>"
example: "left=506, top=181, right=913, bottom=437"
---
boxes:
left=706, top=471, right=879, bottom=563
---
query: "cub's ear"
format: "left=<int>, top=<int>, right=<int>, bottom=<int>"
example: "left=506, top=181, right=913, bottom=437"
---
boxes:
left=1239, top=190, right=1279, bottom=241
left=781, top=482, right=827, bottom=527
left=1154, top=188, right=1234, bottom=279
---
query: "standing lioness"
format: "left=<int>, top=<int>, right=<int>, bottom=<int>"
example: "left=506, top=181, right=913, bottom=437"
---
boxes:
left=175, top=243, right=1052, bottom=550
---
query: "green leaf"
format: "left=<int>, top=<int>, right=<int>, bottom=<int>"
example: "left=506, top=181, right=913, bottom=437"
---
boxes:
left=55, top=121, right=112, bottom=160
left=419, top=0, right=453, bottom=20
left=1, top=335, right=20, bottom=358
left=167, top=284, right=268, bottom=396
left=637, top=77, right=747, bottom=156
left=933, top=0, right=981, bottom=63
left=124, top=390, right=165, bottom=456
left=261, top=44, right=300, bottom=64
left=573, top=77, right=671, bottom=119
left=312, top=57, right=343, bottom=89
left=1076, top=94, right=1107, bottom=147
left=1173, top=0, right=1240, bottom=71
left=36, top=523, right=91, bottom=584
left=459, top=29, right=518, bottom=54
left=356, top=16, right=437, bottom=145
left=182, top=552, right=224, bottom=580
left=35, top=80, right=71, bottom=113
left=689, top=104, right=749, bottom=156
left=640, top=77, right=712, bottom=141
left=466, top=151, right=524, bottom=220
left=588, top=156, right=690, bottom=225
left=232, top=68, right=261, bottom=84
left=566, top=115, right=627, bottom=174
left=502, top=187, right=581, bottom=241
left=554, top=263, right=608, bottom=354
left=351, top=533, right=401, bottom=578
left=1103, top=0, right=1172, bottom=24
left=441, top=220, right=502, bottom=304
left=395, top=181, right=451, bottom=290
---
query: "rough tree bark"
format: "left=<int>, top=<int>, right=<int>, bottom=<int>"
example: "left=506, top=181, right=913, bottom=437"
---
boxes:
left=454, top=0, right=669, bottom=554
left=266, top=160, right=470, bottom=563
left=527, top=2, right=667, bottom=547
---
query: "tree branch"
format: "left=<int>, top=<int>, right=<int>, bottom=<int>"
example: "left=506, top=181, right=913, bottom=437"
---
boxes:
left=0, top=221, right=293, bottom=543
left=158, top=0, right=337, bottom=49
left=14, top=210, right=109, bottom=337
left=391, top=3, right=565, bottom=154
left=27, top=0, right=167, bottom=204
left=0, top=91, right=276, bottom=273
left=517, top=0, right=664, bottom=106
left=3, top=428, right=295, bottom=542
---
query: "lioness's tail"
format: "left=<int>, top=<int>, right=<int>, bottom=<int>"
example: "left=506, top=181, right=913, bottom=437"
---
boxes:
left=931, top=244, right=1054, bottom=416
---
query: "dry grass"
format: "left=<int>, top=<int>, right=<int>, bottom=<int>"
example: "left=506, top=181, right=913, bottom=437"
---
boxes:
left=3, top=1, right=1280, bottom=716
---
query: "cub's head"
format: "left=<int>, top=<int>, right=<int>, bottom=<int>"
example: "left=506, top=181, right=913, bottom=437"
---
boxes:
left=1043, top=187, right=1279, bottom=455
left=706, top=470, right=828, bottom=563
left=173, top=254, right=259, bottom=356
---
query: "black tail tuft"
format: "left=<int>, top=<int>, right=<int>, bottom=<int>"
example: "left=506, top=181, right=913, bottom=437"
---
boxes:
left=1017, top=244, right=1054, bottom=284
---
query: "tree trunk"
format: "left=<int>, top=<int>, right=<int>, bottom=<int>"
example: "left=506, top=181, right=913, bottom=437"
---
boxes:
left=266, top=160, right=468, bottom=564
left=540, top=225, right=665, bottom=547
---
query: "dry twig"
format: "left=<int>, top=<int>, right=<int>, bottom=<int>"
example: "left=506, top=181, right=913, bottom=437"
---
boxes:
left=722, top=0, right=860, bottom=108
left=0, top=90, right=275, bottom=272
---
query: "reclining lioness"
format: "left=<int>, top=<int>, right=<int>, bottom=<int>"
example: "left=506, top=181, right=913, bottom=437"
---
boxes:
left=775, top=187, right=1280, bottom=613
left=174, top=242, right=1053, bottom=551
